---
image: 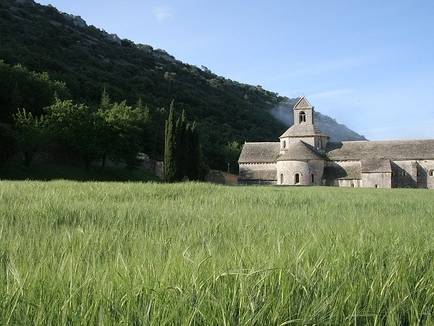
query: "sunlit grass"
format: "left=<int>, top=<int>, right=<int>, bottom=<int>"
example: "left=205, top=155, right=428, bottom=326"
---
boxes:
left=0, top=181, right=433, bottom=324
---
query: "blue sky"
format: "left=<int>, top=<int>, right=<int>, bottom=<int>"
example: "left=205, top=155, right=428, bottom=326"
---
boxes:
left=38, top=0, right=434, bottom=140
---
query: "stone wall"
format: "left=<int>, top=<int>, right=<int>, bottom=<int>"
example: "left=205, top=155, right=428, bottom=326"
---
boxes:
left=293, top=108, right=314, bottom=125
left=276, top=160, right=324, bottom=186
left=391, top=161, right=418, bottom=188
left=389, top=160, right=434, bottom=189
left=281, top=136, right=315, bottom=148
left=337, top=179, right=362, bottom=187
left=324, top=160, right=361, bottom=186
left=416, top=160, right=434, bottom=189
left=280, top=136, right=328, bottom=151
left=362, top=172, right=392, bottom=188
left=238, top=158, right=434, bottom=189
left=238, top=163, right=276, bottom=183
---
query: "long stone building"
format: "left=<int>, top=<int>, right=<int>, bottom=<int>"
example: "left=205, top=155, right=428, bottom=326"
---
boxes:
left=238, top=97, right=434, bottom=188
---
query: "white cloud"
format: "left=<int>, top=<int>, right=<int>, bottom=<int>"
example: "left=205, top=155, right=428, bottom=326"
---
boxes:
left=152, top=5, right=174, bottom=23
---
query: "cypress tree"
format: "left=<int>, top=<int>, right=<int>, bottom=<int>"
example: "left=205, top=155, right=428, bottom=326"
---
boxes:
left=165, top=103, right=204, bottom=182
left=185, top=123, right=195, bottom=180
left=100, top=87, right=111, bottom=111
left=189, top=122, right=202, bottom=180
left=175, top=109, right=187, bottom=180
left=97, top=87, right=112, bottom=168
left=164, top=102, right=177, bottom=182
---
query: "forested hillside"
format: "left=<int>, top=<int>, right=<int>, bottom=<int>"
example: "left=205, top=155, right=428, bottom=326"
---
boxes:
left=0, top=0, right=365, bottom=169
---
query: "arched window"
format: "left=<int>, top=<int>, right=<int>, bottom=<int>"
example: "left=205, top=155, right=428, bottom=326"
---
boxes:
left=295, top=173, right=300, bottom=184
left=299, top=111, right=306, bottom=123
left=430, top=170, right=434, bottom=177
left=280, top=174, right=284, bottom=184
left=311, top=174, right=315, bottom=184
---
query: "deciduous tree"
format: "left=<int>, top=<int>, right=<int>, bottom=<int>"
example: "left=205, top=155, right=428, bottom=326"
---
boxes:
left=14, top=109, right=48, bottom=166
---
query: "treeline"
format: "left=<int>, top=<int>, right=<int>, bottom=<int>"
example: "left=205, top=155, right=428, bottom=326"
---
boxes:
left=0, top=60, right=70, bottom=123
left=3, top=92, right=152, bottom=169
left=0, top=61, right=165, bottom=161
left=0, top=61, right=206, bottom=180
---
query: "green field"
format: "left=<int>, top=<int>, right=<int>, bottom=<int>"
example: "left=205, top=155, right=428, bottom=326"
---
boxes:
left=0, top=182, right=433, bottom=325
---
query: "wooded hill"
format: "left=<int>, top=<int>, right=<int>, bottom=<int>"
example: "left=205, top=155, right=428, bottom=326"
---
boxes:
left=0, top=0, right=365, bottom=170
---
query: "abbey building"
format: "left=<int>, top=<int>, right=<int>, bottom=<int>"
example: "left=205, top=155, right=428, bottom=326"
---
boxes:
left=238, top=97, right=434, bottom=188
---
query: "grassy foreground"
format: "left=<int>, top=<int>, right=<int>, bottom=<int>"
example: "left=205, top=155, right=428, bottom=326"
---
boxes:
left=0, top=182, right=433, bottom=325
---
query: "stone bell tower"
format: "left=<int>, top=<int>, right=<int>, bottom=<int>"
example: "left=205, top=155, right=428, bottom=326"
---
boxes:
left=293, top=96, right=314, bottom=125
left=279, top=97, right=329, bottom=151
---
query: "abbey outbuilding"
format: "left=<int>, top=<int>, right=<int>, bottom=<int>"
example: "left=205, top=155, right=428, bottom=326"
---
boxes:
left=238, top=97, right=434, bottom=188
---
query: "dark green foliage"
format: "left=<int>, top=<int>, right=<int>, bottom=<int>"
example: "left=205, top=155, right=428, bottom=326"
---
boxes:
left=0, top=162, right=159, bottom=182
left=45, top=99, right=100, bottom=169
left=14, top=109, right=49, bottom=166
left=0, top=123, right=17, bottom=163
left=44, top=96, right=149, bottom=170
left=0, top=60, right=69, bottom=123
left=99, top=101, right=148, bottom=168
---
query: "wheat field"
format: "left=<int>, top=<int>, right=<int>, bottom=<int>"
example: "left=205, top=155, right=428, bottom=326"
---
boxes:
left=0, top=181, right=433, bottom=325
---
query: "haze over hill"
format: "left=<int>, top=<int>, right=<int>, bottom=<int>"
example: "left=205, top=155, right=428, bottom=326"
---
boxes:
left=0, top=0, right=365, bottom=167
left=271, top=99, right=366, bottom=142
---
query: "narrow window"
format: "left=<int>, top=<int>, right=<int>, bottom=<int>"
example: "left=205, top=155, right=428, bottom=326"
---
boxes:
left=401, top=171, right=406, bottom=177
left=430, top=170, right=434, bottom=177
left=299, top=111, right=306, bottom=123
left=283, top=140, right=286, bottom=148
left=311, top=174, right=315, bottom=184
left=295, top=173, right=300, bottom=184
left=280, top=174, right=284, bottom=184
left=375, top=184, right=379, bottom=188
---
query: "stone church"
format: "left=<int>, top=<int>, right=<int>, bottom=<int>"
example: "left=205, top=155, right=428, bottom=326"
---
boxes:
left=238, top=97, right=434, bottom=188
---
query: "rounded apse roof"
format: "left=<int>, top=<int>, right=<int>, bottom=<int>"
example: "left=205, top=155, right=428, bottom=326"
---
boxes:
left=277, top=140, right=324, bottom=161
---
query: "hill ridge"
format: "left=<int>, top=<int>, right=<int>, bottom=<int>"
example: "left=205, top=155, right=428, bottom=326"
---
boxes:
left=0, top=0, right=366, bottom=168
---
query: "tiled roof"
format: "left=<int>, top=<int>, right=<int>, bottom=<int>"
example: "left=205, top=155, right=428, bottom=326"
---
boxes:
left=361, top=159, right=392, bottom=173
left=279, top=123, right=327, bottom=138
left=294, top=96, right=313, bottom=110
left=324, top=163, right=361, bottom=180
left=238, top=142, right=280, bottom=163
left=327, top=140, right=434, bottom=161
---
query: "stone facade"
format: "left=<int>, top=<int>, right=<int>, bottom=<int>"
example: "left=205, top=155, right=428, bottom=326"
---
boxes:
left=238, top=163, right=276, bottom=185
left=362, top=172, right=392, bottom=188
left=276, top=160, right=324, bottom=186
left=238, top=97, right=434, bottom=189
